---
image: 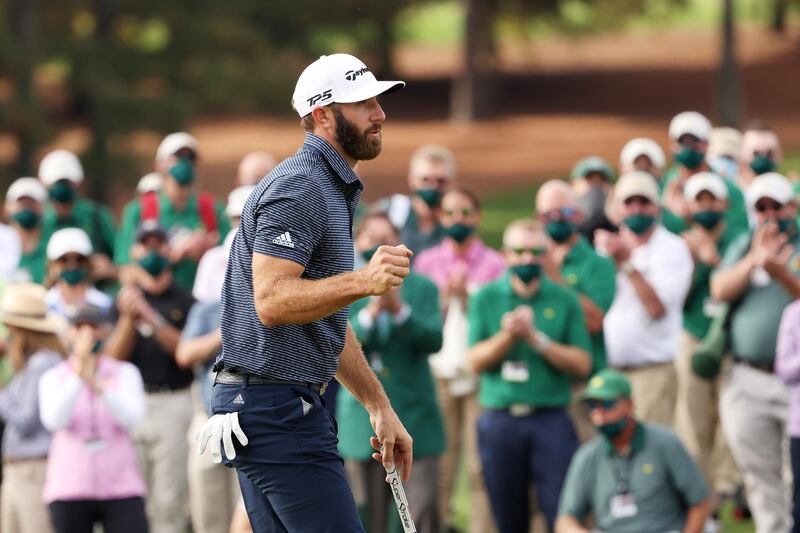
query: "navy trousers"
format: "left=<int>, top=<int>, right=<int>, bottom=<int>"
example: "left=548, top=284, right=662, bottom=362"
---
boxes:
left=791, top=437, right=800, bottom=533
left=211, top=380, right=364, bottom=533
left=477, top=407, right=578, bottom=533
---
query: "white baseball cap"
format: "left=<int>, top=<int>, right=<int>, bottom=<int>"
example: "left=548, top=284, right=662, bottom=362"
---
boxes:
left=669, top=111, right=712, bottom=141
left=47, top=227, right=93, bottom=260
left=707, top=127, right=743, bottom=161
left=684, top=172, right=728, bottom=200
left=292, top=54, right=405, bottom=118
left=741, top=129, right=782, bottom=164
left=226, top=185, right=254, bottom=218
left=619, top=138, right=666, bottom=170
left=747, top=172, right=794, bottom=208
left=6, top=177, right=48, bottom=204
left=136, top=172, right=163, bottom=194
left=156, top=132, right=199, bottom=162
left=39, top=149, right=84, bottom=187
left=614, top=171, right=660, bottom=204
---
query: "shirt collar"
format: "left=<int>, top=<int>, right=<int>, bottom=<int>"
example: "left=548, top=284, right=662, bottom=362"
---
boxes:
left=303, top=133, right=361, bottom=186
left=603, top=421, right=646, bottom=457
left=500, top=270, right=551, bottom=299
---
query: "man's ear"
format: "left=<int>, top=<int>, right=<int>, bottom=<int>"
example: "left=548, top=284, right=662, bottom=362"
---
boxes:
left=311, top=106, right=334, bottom=131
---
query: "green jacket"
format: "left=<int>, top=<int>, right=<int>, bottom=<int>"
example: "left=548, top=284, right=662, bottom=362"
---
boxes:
left=337, top=272, right=446, bottom=460
left=42, top=197, right=117, bottom=257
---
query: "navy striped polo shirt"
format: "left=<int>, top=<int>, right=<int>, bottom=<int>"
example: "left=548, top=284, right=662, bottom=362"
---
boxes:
left=217, top=133, right=363, bottom=382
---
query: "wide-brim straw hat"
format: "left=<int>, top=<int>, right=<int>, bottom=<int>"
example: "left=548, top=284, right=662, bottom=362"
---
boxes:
left=1, top=283, right=59, bottom=334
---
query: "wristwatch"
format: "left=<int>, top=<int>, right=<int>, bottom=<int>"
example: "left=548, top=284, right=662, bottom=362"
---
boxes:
left=534, top=331, right=551, bottom=352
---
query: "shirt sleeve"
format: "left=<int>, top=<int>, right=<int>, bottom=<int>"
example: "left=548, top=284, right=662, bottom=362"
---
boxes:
left=114, top=200, right=140, bottom=265
left=663, top=431, right=710, bottom=506
left=776, top=302, right=800, bottom=386
left=253, top=175, right=329, bottom=268
left=558, top=445, right=593, bottom=520
left=586, top=256, right=617, bottom=312
left=648, top=234, right=694, bottom=308
left=38, top=365, right=83, bottom=431
left=564, top=294, right=592, bottom=354
left=0, top=357, right=54, bottom=436
left=101, top=362, right=145, bottom=431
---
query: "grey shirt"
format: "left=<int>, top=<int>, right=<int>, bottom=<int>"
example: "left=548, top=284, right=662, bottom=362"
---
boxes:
left=0, top=350, right=62, bottom=459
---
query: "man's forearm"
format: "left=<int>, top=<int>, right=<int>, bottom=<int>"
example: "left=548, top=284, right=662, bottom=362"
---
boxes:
left=628, top=270, right=666, bottom=319
left=683, top=499, right=711, bottom=533
left=711, top=254, right=754, bottom=302
left=766, top=263, right=800, bottom=299
left=538, top=341, right=591, bottom=378
left=468, top=330, right=515, bottom=373
left=578, top=295, right=604, bottom=333
left=106, top=315, right=136, bottom=360
left=555, top=515, right=589, bottom=533
left=176, top=330, right=221, bottom=368
left=336, top=325, right=390, bottom=413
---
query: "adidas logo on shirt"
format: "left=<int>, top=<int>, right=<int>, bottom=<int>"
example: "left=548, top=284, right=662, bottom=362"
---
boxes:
left=272, top=232, right=295, bottom=249
left=232, top=393, right=245, bottom=405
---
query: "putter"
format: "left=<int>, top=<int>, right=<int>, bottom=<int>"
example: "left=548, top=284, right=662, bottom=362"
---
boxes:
left=385, top=463, right=417, bottom=533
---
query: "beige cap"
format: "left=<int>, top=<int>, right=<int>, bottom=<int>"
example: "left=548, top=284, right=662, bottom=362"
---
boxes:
left=747, top=172, right=794, bottom=208
left=39, top=150, right=84, bottom=187
left=619, top=138, right=665, bottom=171
left=1, top=283, right=59, bottom=333
left=6, top=177, right=48, bottom=204
left=614, top=171, right=660, bottom=203
left=708, top=127, right=743, bottom=162
left=684, top=172, right=728, bottom=200
left=669, top=111, right=712, bottom=141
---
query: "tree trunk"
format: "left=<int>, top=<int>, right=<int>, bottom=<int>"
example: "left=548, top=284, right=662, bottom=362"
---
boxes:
left=451, top=0, right=498, bottom=122
left=718, top=0, right=740, bottom=127
left=772, top=0, right=788, bottom=33
left=7, top=0, right=39, bottom=179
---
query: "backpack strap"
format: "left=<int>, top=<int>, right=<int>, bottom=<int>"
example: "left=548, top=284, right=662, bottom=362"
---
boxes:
left=140, top=191, right=160, bottom=222
left=197, top=192, right=218, bottom=233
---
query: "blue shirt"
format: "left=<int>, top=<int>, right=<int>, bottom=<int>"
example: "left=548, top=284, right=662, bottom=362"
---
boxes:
left=218, top=133, right=363, bottom=383
left=181, top=301, right=220, bottom=412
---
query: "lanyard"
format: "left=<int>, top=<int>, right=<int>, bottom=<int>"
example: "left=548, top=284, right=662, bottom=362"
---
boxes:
left=611, top=454, right=635, bottom=494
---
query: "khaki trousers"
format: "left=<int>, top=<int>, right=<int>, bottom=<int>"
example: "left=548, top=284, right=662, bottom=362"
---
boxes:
left=0, top=459, right=52, bottom=533
left=187, top=411, right=241, bottom=533
left=134, top=388, right=194, bottom=533
left=720, top=363, right=791, bottom=533
left=618, top=361, right=676, bottom=428
left=435, top=378, right=495, bottom=533
left=673, top=331, right=740, bottom=493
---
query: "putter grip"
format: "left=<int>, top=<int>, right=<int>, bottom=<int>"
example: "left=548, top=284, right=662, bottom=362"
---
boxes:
left=385, top=464, right=417, bottom=533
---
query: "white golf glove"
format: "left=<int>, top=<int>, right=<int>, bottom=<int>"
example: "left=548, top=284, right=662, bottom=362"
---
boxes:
left=196, top=412, right=248, bottom=463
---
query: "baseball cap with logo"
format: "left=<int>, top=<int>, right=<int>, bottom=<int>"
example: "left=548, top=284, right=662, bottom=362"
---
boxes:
left=6, top=177, right=48, bottom=204
left=619, top=138, right=666, bottom=171
left=669, top=111, right=712, bottom=141
left=47, top=228, right=93, bottom=260
left=156, top=132, right=199, bottom=163
left=684, top=172, right=728, bottom=201
left=614, top=171, right=660, bottom=204
left=581, top=369, right=632, bottom=402
left=39, top=150, right=84, bottom=187
left=747, top=172, right=794, bottom=208
left=292, top=54, right=405, bottom=118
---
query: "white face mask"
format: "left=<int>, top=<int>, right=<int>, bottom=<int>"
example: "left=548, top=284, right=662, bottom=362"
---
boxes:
left=709, top=156, right=738, bottom=182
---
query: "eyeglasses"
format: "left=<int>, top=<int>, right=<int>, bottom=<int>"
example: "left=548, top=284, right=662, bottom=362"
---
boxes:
left=755, top=200, right=784, bottom=213
left=444, top=208, right=475, bottom=218
left=538, top=206, right=578, bottom=223
left=622, top=196, right=653, bottom=207
left=584, top=399, right=618, bottom=411
left=509, top=247, right=546, bottom=256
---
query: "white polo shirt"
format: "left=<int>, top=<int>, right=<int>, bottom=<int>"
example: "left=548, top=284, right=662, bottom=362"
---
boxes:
left=604, top=225, right=693, bottom=368
left=0, top=224, right=21, bottom=282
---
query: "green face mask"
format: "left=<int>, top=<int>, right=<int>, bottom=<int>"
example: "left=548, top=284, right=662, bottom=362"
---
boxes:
left=12, top=209, right=40, bottom=229
left=415, top=188, right=441, bottom=208
left=778, top=217, right=796, bottom=234
left=623, top=214, right=656, bottom=235
left=49, top=180, right=76, bottom=204
left=596, top=418, right=629, bottom=440
left=138, top=251, right=170, bottom=277
left=169, top=158, right=195, bottom=187
left=545, top=220, right=576, bottom=243
left=509, top=263, right=541, bottom=284
left=692, top=210, right=723, bottom=230
left=60, top=267, right=88, bottom=286
left=444, top=222, right=475, bottom=244
left=675, top=147, right=705, bottom=170
left=749, top=154, right=776, bottom=175
left=361, top=245, right=380, bottom=263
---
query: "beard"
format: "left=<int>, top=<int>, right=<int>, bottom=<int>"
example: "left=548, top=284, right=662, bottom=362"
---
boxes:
left=333, top=106, right=382, bottom=161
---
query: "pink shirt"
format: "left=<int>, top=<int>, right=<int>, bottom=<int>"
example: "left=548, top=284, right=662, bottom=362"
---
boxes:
left=39, top=356, right=146, bottom=503
left=414, top=238, right=506, bottom=295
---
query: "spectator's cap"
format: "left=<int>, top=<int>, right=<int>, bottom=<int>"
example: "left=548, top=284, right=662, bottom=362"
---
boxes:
left=747, top=172, right=794, bottom=208
left=135, top=220, right=168, bottom=243
left=47, top=228, right=93, bottom=260
left=70, top=305, right=110, bottom=327
left=741, top=128, right=783, bottom=164
left=570, top=156, right=615, bottom=182
left=684, top=172, right=728, bottom=201
left=708, top=127, right=743, bottom=161
left=39, top=149, right=84, bottom=187
left=226, top=185, right=254, bottom=218
left=614, top=171, right=660, bottom=204
left=581, top=369, right=631, bottom=402
left=292, top=54, right=405, bottom=118
left=6, top=177, right=48, bottom=204
left=1, top=283, right=59, bottom=333
left=619, top=138, right=665, bottom=170
left=156, top=132, right=199, bottom=162
left=223, top=227, right=237, bottom=255
left=669, top=111, right=712, bottom=141
left=136, top=172, right=163, bottom=194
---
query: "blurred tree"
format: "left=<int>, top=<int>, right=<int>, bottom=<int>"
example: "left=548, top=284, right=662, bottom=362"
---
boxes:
left=718, top=0, right=739, bottom=126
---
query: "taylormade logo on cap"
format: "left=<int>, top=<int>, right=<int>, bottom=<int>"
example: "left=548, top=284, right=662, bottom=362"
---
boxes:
left=292, top=53, right=405, bottom=117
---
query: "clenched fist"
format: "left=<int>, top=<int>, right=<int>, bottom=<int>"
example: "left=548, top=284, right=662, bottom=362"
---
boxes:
left=361, top=245, right=413, bottom=296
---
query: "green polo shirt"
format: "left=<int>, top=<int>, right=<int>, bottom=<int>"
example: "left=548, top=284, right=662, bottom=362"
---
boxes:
left=559, top=423, right=709, bottom=533
left=682, top=225, right=744, bottom=340
left=337, top=272, right=446, bottom=460
left=41, top=197, right=117, bottom=257
left=719, top=231, right=800, bottom=365
left=660, top=174, right=748, bottom=238
left=16, top=237, right=47, bottom=284
left=469, top=274, right=591, bottom=409
left=560, top=237, right=616, bottom=373
left=115, top=192, right=230, bottom=290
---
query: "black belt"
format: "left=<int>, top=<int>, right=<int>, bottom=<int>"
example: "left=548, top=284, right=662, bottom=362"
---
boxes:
left=215, top=369, right=327, bottom=395
left=733, top=357, right=774, bottom=373
left=490, top=405, right=565, bottom=418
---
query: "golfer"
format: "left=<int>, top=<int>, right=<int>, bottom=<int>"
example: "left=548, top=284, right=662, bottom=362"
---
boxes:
left=197, top=53, right=413, bottom=532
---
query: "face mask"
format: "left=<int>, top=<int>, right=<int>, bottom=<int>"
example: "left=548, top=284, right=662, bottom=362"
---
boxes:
left=692, top=210, right=723, bottom=230
left=510, top=263, right=541, bottom=284
left=709, top=156, right=739, bottom=182
left=778, top=218, right=795, bottom=234
left=750, top=154, right=776, bottom=175
left=675, top=146, right=705, bottom=170
left=623, top=214, right=656, bottom=236
left=60, top=267, right=88, bottom=286
left=596, top=418, right=629, bottom=440
left=444, top=223, right=475, bottom=244
left=415, top=188, right=441, bottom=208
left=49, top=180, right=76, bottom=204
left=361, top=245, right=380, bottom=263
left=12, top=209, right=40, bottom=229
left=169, top=158, right=195, bottom=187
left=138, top=251, right=170, bottom=277
left=91, top=339, right=103, bottom=354
left=545, top=220, right=576, bottom=243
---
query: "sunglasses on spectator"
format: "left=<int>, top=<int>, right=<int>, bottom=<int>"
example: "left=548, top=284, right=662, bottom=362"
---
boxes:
left=444, top=208, right=475, bottom=218
left=509, top=247, right=546, bottom=256
left=622, top=196, right=652, bottom=207
left=584, top=399, right=618, bottom=411
left=755, top=200, right=784, bottom=213
left=538, top=206, right=579, bottom=223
